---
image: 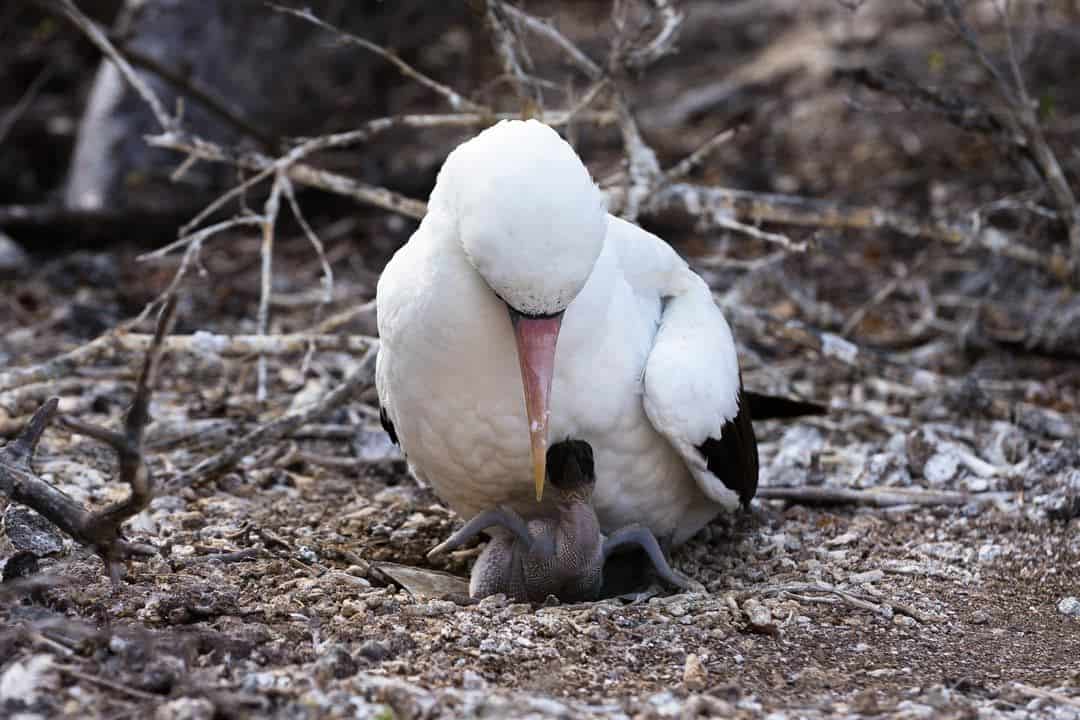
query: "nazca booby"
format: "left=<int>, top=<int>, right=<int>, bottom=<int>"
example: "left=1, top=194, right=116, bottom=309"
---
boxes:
left=376, top=119, right=757, bottom=546
left=426, top=440, right=699, bottom=601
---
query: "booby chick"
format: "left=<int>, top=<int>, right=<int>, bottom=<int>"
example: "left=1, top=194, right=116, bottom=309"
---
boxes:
left=427, top=440, right=701, bottom=602
left=376, top=119, right=758, bottom=547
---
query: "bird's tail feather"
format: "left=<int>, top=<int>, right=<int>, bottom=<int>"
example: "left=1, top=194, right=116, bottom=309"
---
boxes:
left=744, top=391, right=826, bottom=420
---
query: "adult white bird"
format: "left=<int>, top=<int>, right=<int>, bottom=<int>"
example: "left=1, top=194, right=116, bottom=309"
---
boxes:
left=376, top=119, right=761, bottom=546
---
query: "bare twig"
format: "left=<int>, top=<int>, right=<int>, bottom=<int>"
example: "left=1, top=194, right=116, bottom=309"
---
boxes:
left=0, top=63, right=52, bottom=145
left=499, top=3, right=603, bottom=80
left=256, top=175, right=285, bottom=402
left=42, top=0, right=175, bottom=131
left=56, top=665, right=161, bottom=701
left=0, top=298, right=178, bottom=583
left=110, top=35, right=276, bottom=148
left=939, top=0, right=1080, bottom=284
left=147, top=106, right=618, bottom=226
left=486, top=0, right=544, bottom=106
left=0, top=331, right=128, bottom=394
left=281, top=176, right=334, bottom=309
left=664, top=127, right=738, bottom=183
left=612, top=94, right=662, bottom=221
left=147, top=130, right=428, bottom=219
left=745, top=581, right=938, bottom=623
left=756, top=485, right=972, bottom=507
left=623, top=0, right=685, bottom=69
left=652, top=183, right=1067, bottom=277
left=0, top=332, right=374, bottom=402
left=268, top=3, right=486, bottom=113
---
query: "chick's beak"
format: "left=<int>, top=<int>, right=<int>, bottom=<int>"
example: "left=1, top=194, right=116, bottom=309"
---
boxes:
left=508, top=308, right=563, bottom=502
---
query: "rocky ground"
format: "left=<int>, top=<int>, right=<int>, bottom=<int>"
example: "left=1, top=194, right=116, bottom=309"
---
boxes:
left=0, top=237, right=1078, bottom=719
left=3, top=1, right=1080, bottom=718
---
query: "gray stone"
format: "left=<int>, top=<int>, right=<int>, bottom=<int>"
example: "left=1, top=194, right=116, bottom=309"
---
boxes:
left=1057, top=596, right=1080, bottom=618
left=3, top=505, right=64, bottom=557
left=0, top=233, right=29, bottom=274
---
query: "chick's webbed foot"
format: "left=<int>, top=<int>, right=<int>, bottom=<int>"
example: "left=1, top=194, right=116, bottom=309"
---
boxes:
left=603, top=524, right=705, bottom=594
left=427, top=506, right=553, bottom=560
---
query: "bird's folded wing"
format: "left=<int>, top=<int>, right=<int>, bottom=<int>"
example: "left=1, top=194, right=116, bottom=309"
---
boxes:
left=641, top=278, right=759, bottom=509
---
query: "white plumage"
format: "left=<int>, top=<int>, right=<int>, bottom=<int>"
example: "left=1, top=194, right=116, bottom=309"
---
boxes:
left=376, top=120, right=754, bottom=546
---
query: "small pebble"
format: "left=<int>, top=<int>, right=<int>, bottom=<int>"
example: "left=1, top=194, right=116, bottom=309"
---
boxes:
left=682, top=653, right=707, bottom=691
left=1058, top=596, right=1080, bottom=618
left=848, top=569, right=884, bottom=585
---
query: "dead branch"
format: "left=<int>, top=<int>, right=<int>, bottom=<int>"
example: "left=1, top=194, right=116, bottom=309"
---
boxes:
left=654, top=183, right=1067, bottom=278
left=41, top=0, right=175, bottom=132
left=0, top=65, right=52, bottom=146
left=269, top=3, right=487, bottom=114
left=146, top=108, right=619, bottom=226
left=256, top=175, right=284, bottom=402
left=938, top=0, right=1080, bottom=284
left=281, top=176, right=334, bottom=311
left=108, top=34, right=276, bottom=148
left=147, top=130, right=428, bottom=219
left=0, top=330, right=375, bottom=403
left=745, top=581, right=939, bottom=624
left=622, top=0, right=685, bottom=69
left=0, top=298, right=178, bottom=584
left=756, top=485, right=974, bottom=507
left=499, top=3, right=603, bottom=79
left=486, top=1, right=544, bottom=106
left=725, top=299, right=1079, bottom=439
left=170, top=344, right=378, bottom=488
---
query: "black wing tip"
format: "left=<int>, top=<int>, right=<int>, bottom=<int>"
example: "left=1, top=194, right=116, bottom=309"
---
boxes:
left=697, top=388, right=760, bottom=506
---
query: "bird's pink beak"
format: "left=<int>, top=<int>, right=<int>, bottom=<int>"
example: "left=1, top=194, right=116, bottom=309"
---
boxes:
left=509, top=309, right=563, bottom=502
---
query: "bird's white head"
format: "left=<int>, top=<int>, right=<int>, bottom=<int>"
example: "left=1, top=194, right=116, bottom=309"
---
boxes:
left=431, top=119, right=607, bottom=316
left=430, top=120, right=607, bottom=502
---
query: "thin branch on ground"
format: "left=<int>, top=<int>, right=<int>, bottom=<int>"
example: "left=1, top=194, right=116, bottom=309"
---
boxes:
left=0, top=298, right=178, bottom=584
left=756, top=485, right=974, bottom=507
left=0, top=331, right=374, bottom=400
left=611, top=93, right=662, bottom=222
left=744, top=581, right=939, bottom=623
left=310, top=300, right=377, bottom=334
left=146, top=106, right=619, bottom=226
left=725, top=298, right=1080, bottom=439
left=654, top=183, right=1066, bottom=278
left=256, top=174, right=284, bottom=402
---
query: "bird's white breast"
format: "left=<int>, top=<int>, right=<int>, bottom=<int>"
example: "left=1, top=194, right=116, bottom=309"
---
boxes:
left=377, top=212, right=721, bottom=544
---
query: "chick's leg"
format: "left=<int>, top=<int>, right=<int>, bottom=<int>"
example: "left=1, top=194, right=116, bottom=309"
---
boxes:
left=427, top=506, right=533, bottom=559
left=602, top=524, right=705, bottom=593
